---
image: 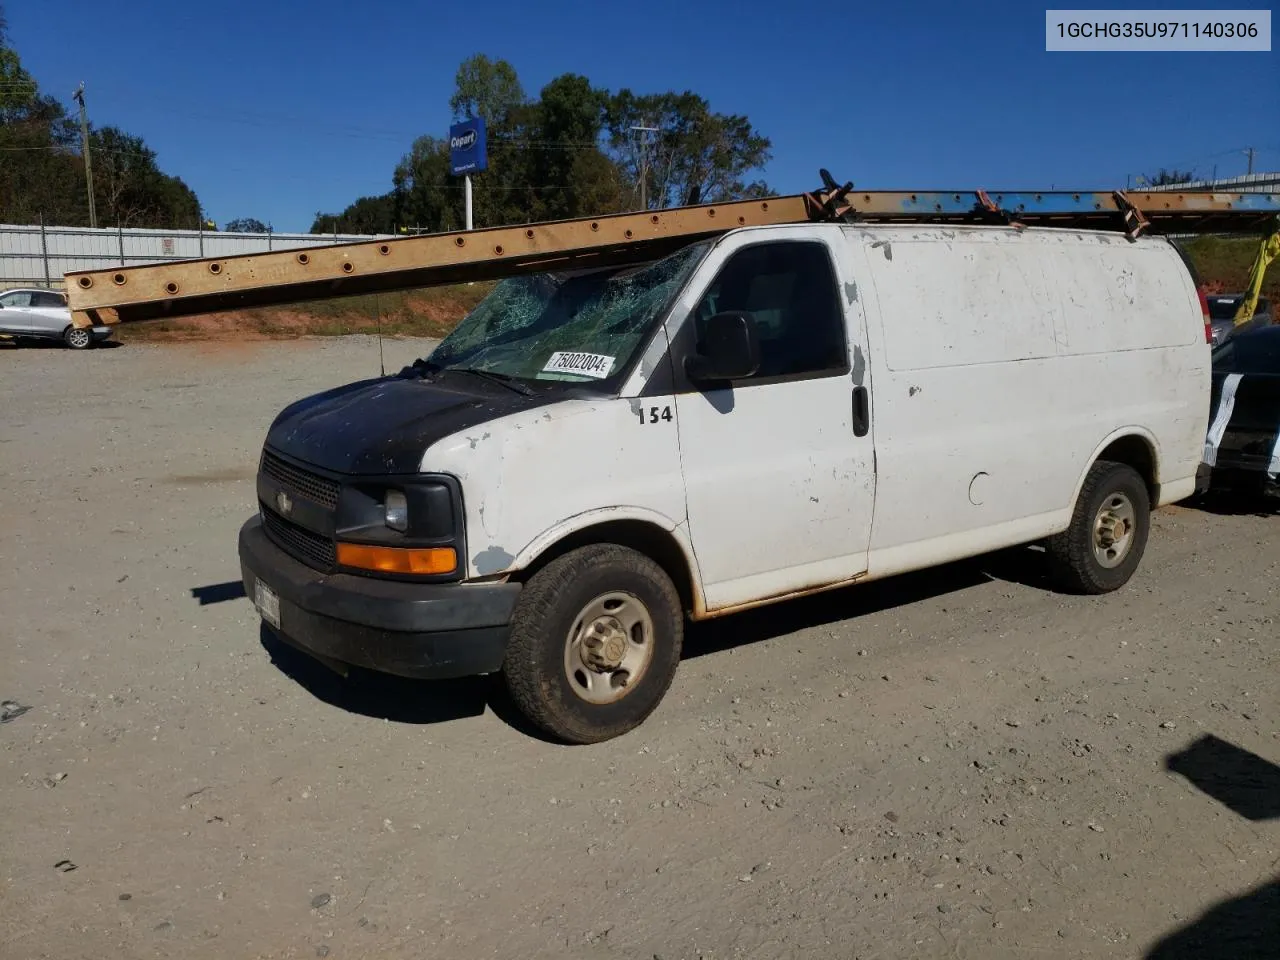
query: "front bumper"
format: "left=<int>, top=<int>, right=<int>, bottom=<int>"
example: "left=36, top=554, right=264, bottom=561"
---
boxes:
left=90, top=326, right=113, bottom=341
left=238, top=515, right=521, bottom=679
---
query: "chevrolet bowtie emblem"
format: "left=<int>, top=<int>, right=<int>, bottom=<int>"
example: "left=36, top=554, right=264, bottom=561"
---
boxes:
left=275, top=490, right=293, bottom=515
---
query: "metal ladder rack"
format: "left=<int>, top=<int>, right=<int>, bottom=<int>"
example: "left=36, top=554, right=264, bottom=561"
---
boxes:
left=64, top=170, right=1280, bottom=328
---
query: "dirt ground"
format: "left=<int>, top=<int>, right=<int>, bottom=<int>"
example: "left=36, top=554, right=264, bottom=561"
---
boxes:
left=1, top=335, right=1277, bottom=960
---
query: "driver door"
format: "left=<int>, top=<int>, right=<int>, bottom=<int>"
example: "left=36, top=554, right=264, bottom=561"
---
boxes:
left=671, top=232, right=877, bottom=612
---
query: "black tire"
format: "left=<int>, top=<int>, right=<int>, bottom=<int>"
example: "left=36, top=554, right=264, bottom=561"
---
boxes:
left=502, top=543, right=684, bottom=744
left=63, top=325, right=92, bottom=350
left=1046, top=460, right=1150, bottom=595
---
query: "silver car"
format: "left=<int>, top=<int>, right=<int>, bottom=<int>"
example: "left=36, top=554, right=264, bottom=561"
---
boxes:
left=0, top=287, right=114, bottom=349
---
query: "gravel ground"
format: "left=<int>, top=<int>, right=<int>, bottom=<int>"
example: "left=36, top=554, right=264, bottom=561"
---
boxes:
left=1, top=336, right=1277, bottom=960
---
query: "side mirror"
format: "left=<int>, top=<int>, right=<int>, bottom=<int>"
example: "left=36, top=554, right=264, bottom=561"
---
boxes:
left=684, top=311, right=761, bottom=382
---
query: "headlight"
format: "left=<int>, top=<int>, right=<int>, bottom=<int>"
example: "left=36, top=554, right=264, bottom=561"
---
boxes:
left=384, top=490, right=408, bottom=531
left=333, top=475, right=465, bottom=581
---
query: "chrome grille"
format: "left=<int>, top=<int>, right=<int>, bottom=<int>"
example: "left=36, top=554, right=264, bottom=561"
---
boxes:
left=261, top=450, right=339, bottom=509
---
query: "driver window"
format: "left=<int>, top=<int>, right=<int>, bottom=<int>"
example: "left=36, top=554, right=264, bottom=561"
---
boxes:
left=692, top=241, right=848, bottom=381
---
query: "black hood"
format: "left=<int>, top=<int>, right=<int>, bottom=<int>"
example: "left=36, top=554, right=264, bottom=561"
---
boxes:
left=264, top=371, right=561, bottom=475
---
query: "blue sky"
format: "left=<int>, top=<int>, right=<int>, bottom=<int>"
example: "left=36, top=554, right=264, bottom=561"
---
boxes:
left=7, top=0, right=1278, bottom=233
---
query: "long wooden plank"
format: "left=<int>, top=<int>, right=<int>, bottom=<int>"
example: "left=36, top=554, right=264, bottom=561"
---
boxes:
left=65, top=196, right=812, bottom=327
left=64, top=188, right=1280, bottom=327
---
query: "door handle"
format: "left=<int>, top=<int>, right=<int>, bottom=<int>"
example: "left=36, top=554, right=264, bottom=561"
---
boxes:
left=851, top=385, right=869, bottom=437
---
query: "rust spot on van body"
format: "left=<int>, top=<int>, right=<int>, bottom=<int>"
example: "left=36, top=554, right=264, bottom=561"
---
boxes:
left=690, top=571, right=869, bottom=621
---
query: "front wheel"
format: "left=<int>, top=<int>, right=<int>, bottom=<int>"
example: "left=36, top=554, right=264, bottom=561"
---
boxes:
left=63, top=326, right=92, bottom=350
left=1046, top=460, right=1151, bottom=594
left=502, top=543, right=684, bottom=744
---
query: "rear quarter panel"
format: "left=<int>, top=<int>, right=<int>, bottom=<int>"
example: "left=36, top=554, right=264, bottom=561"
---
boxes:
left=852, top=226, right=1207, bottom=574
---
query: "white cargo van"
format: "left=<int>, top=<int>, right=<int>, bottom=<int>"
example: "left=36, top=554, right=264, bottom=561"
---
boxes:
left=240, top=221, right=1210, bottom=743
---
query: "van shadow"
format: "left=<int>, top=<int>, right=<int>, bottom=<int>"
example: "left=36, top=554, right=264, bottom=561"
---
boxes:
left=1184, top=491, right=1279, bottom=518
left=1164, top=733, right=1280, bottom=822
left=255, top=545, right=1047, bottom=739
left=1146, top=876, right=1280, bottom=960
left=1143, top=735, right=1280, bottom=959
left=258, top=625, right=499, bottom=727
left=682, top=546, right=1044, bottom=659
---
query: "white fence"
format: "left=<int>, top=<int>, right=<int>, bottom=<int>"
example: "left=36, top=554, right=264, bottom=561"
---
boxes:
left=1139, top=171, right=1279, bottom=193
left=1140, top=172, right=1278, bottom=242
left=1, top=222, right=394, bottom=290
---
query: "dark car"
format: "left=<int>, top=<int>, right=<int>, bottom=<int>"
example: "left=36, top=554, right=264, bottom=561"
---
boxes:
left=1197, top=325, right=1280, bottom=499
left=1207, top=294, right=1272, bottom=346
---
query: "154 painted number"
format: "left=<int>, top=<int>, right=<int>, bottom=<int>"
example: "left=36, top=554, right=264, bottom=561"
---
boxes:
left=637, top=404, right=673, bottom=425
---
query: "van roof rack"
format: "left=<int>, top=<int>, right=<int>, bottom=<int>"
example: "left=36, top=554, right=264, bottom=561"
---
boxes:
left=65, top=170, right=1280, bottom=328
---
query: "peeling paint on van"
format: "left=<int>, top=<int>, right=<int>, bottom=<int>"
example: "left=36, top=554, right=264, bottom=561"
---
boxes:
left=473, top=546, right=515, bottom=576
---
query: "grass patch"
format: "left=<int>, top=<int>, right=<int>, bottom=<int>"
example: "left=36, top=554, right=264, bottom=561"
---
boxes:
left=1177, top=235, right=1277, bottom=306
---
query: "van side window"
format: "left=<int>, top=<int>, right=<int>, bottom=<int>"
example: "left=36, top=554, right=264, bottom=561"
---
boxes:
left=692, top=241, right=848, bottom=382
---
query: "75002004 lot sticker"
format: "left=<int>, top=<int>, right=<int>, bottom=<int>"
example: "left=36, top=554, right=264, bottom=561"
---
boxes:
left=542, top=351, right=615, bottom=379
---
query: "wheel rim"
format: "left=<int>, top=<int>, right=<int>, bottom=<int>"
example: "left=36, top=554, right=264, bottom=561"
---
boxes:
left=67, top=328, right=90, bottom=348
left=1093, top=492, right=1136, bottom=568
left=562, top=591, right=654, bottom=705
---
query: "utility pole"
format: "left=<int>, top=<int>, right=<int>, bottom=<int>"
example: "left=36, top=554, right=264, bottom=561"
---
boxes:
left=629, top=123, right=658, bottom=211
left=72, top=82, right=97, bottom=228
left=1244, top=146, right=1255, bottom=175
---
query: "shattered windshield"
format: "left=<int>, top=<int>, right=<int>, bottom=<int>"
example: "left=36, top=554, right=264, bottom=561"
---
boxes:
left=421, top=240, right=710, bottom=386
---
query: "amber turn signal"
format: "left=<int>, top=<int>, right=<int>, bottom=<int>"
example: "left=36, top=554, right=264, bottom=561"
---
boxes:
left=336, top=542, right=457, bottom=575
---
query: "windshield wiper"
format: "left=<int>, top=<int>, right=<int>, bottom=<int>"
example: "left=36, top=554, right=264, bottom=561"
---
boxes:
left=447, top=367, right=535, bottom=396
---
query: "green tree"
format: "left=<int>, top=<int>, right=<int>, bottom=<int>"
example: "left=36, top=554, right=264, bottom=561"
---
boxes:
left=315, top=58, right=775, bottom=235
left=0, top=19, right=85, bottom=224
left=524, top=73, right=624, bottom=221
left=0, top=12, right=200, bottom=228
left=309, top=194, right=395, bottom=234
left=89, top=125, right=199, bottom=228
left=605, top=90, right=773, bottom=209
left=449, top=53, right=525, bottom=124
left=393, top=58, right=538, bottom=232
left=1142, top=168, right=1197, bottom=186
left=391, top=135, right=463, bottom=232
left=225, top=217, right=268, bottom=233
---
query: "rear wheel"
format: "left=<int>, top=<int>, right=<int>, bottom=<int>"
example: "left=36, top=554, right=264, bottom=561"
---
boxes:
left=63, top=325, right=92, bottom=350
left=502, top=543, right=684, bottom=744
left=1046, top=460, right=1150, bottom=594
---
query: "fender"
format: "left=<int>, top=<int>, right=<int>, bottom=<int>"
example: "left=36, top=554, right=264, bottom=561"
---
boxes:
left=1064, top=426, right=1162, bottom=517
left=506, top=505, right=706, bottom=603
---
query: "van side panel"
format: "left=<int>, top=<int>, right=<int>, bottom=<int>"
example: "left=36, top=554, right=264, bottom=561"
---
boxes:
left=853, top=226, right=1207, bottom=577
